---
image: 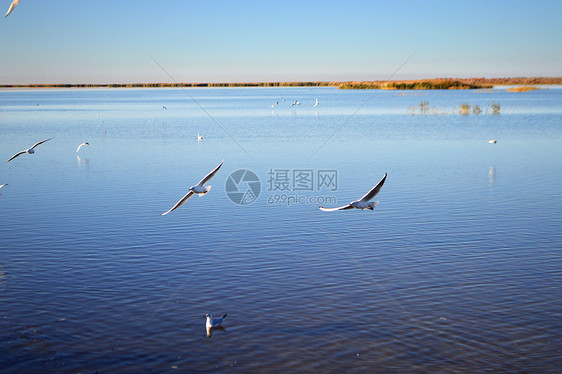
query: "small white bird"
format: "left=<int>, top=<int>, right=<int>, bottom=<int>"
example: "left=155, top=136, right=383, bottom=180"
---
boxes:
left=197, top=134, right=203, bottom=142
left=320, top=173, right=387, bottom=211
left=6, top=137, right=53, bottom=163
left=205, top=313, right=227, bottom=329
left=161, top=159, right=224, bottom=215
left=314, top=98, right=319, bottom=107
left=291, top=100, right=301, bottom=106
left=488, top=139, right=497, bottom=144
left=0, top=184, right=7, bottom=189
left=4, top=0, right=20, bottom=17
left=76, top=142, right=90, bottom=153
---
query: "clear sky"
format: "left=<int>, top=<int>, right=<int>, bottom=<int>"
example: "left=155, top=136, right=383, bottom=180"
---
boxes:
left=0, top=0, right=560, bottom=84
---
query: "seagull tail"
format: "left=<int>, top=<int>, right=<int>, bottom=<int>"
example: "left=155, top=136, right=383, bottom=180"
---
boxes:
left=368, top=201, right=379, bottom=210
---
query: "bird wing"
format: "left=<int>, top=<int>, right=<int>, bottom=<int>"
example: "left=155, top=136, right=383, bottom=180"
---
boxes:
left=359, top=173, right=387, bottom=202
left=76, top=144, right=83, bottom=153
left=6, top=150, right=26, bottom=163
left=319, top=204, right=353, bottom=211
left=30, top=137, right=54, bottom=150
left=196, top=160, right=224, bottom=186
left=161, top=190, right=195, bottom=216
left=0, top=184, right=7, bottom=188
left=4, top=0, right=19, bottom=17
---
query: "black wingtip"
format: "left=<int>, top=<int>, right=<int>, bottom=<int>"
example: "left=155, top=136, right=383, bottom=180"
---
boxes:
left=223, top=313, right=227, bottom=319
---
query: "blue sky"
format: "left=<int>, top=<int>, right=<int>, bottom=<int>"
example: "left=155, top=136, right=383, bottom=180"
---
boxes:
left=0, top=0, right=560, bottom=84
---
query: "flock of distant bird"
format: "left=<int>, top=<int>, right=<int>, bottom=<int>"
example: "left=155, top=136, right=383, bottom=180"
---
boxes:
left=271, top=97, right=319, bottom=108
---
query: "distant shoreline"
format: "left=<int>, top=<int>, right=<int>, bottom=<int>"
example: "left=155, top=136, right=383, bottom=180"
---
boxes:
left=1, top=77, right=560, bottom=90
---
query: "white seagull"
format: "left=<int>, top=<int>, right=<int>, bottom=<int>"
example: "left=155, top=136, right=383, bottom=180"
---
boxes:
left=0, top=184, right=7, bottom=189
left=197, top=134, right=203, bottom=142
left=76, top=142, right=89, bottom=153
left=314, top=98, right=319, bottom=107
left=161, top=159, right=224, bottom=215
left=291, top=100, right=301, bottom=106
left=4, top=0, right=20, bottom=17
left=205, top=313, right=227, bottom=329
left=488, top=139, right=497, bottom=144
left=6, top=137, right=53, bottom=163
left=319, top=173, right=387, bottom=211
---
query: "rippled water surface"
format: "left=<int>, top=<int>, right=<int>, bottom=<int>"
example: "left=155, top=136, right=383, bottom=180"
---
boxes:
left=1, top=87, right=561, bottom=372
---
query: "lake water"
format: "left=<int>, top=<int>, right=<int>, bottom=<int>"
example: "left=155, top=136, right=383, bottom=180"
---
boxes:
left=1, top=86, right=561, bottom=372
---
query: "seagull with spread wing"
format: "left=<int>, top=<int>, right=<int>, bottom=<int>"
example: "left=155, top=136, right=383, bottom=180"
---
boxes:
left=320, top=173, right=387, bottom=211
left=161, top=160, right=224, bottom=215
left=6, top=138, right=53, bottom=163
left=76, top=142, right=89, bottom=153
left=4, top=0, right=20, bottom=17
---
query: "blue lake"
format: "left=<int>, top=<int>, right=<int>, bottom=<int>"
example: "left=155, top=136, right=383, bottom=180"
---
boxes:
left=1, top=86, right=561, bottom=372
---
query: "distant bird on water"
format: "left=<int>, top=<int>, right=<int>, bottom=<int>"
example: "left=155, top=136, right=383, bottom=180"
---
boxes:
left=488, top=139, right=497, bottom=144
left=4, top=0, right=20, bottom=17
left=197, top=134, right=203, bottom=142
left=162, top=105, right=167, bottom=110
left=320, top=173, right=387, bottom=211
left=314, top=98, right=319, bottom=107
left=6, top=138, right=53, bottom=163
left=291, top=100, right=301, bottom=106
left=205, top=313, right=227, bottom=329
left=161, top=159, right=224, bottom=215
left=76, top=142, right=90, bottom=153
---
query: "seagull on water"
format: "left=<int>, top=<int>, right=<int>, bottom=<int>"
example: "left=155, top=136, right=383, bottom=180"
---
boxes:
left=76, top=142, right=89, bottom=153
left=162, top=105, right=167, bottom=111
left=161, top=159, right=224, bottom=215
left=206, top=313, right=227, bottom=329
left=319, top=173, right=387, bottom=211
left=291, top=100, right=301, bottom=106
left=4, top=0, right=20, bottom=17
left=488, top=139, right=497, bottom=144
left=198, top=134, right=203, bottom=142
left=6, top=138, right=53, bottom=163
left=314, top=98, right=319, bottom=107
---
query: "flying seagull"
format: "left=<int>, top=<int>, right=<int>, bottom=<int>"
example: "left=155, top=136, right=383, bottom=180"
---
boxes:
left=197, top=134, right=203, bottom=142
left=162, top=105, right=167, bottom=110
left=291, top=100, right=301, bottom=106
left=319, top=173, right=387, bottom=211
left=205, top=313, right=227, bottom=329
left=4, top=0, right=20, bottom=17
left=161, top=159, right=224, bottom=215
left=314, top=98, right=319, bottom=107
left=6, top=137, right=53, bottom=163
left=0, top=184, right=7, bottom=189
left=76, top=142, right=89, bottom=153
left=488, top=139, right=497, bottom=144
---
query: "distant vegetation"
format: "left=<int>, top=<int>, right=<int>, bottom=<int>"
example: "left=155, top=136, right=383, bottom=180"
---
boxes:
left=339, top=79, right=490, bottom=90
left=506, top=86, right=541, bottom=92
left=0, top=77, right=559, bottom=90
